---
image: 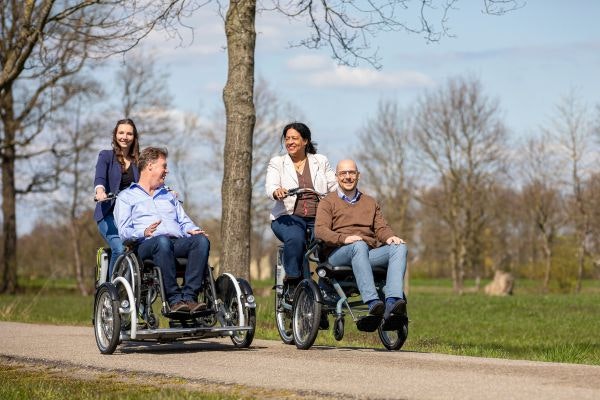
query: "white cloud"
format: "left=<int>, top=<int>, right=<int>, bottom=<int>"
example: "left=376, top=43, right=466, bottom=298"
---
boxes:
left=143, top=23, right=225, bottom=60
left=304, top=64, right=434, bottom=89
left=286, top=54, right=331, bottom=71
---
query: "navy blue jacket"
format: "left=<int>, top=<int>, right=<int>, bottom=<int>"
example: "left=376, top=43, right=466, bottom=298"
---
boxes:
left=94, top=150, right=140, bottom=222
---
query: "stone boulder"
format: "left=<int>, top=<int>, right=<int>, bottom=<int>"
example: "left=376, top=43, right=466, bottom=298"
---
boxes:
left=484, top=270, right=514, bottom=296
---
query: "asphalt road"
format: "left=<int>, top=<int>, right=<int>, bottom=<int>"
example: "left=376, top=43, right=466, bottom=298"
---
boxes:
left=1, top=321, right=599, bottom=399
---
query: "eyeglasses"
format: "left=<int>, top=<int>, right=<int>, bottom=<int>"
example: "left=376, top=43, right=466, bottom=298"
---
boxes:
left=337, top=170, right=358, bottom=177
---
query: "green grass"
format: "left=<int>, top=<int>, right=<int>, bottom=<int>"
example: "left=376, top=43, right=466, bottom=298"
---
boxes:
left=2, top=278, right=600, bottom=365
left=0, top=360, right=255, bottom=399
left=406, top=291, right=600, bottom=363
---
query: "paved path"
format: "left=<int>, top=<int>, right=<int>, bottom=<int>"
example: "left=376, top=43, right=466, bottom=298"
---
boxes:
left=1, top=321, right=599, bottom=399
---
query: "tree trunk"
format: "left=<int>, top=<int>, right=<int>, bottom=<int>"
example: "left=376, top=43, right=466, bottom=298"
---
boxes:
left=542, top=239, right=551, bottom=292
left=575, top=240, right=585, bottom=293
left=69, top=220, right=88, bottom=296
left=221, top=0, right=256, bottom=280
left=0, top=88, right=18, bottom=294
left=451, top=234, right=465, bottom=294
left=448, top=192, right=464, bottom=294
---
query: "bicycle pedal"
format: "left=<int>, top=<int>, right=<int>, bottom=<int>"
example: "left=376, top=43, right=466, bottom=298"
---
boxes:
left=165, top=310, right=191, bottom=320
left=356, top=315, right=382, bottom=332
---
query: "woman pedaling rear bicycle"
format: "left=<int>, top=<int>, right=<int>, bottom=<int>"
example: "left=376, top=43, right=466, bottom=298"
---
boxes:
left=265, top=122, right=337, bottom=295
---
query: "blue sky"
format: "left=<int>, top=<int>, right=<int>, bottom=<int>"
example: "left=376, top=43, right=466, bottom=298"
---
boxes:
left=17, top=2, right=600, bottom=234
left=138, top=1, right=600, bottom=164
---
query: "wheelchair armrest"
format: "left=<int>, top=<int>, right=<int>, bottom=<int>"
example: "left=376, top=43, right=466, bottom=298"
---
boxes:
left=306, top=239, right=325, bottom=263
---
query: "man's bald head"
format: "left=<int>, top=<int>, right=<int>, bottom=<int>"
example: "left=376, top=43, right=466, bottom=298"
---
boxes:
left=336, top=159, right=357, bottom=174
left=336, top=159, right=359, bottom=194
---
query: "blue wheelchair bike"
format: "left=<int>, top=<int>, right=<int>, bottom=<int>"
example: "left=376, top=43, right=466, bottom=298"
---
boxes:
left=93, top=242, right=256, bottom=355
left=273, top=188, right=409, bottom=350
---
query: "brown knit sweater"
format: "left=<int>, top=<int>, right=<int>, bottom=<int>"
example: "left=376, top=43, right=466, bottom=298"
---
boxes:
left=315, top=191, right=395, bottom=258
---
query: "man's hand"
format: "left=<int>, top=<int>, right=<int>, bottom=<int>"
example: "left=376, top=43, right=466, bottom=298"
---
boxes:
left=386, top=236, right=405, bottom=245
left=187, top=229, right=208, bottom=236
left=144, top=220, right=161, bottom=237
left=273, top=188, right=288, bottom=200
left=344, top=235, right=363, bottom=244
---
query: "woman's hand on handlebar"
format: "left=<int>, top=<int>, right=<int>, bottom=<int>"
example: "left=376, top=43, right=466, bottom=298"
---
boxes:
left=273, top=188, right=288, bottom=200
left=95, top=189, right=108, bottom=202
left=94, top=191, right=116, bottom=202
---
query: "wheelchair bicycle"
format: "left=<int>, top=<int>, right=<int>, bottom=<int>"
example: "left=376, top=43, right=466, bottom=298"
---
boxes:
left=273, top=188, right=409, bottom=351
left=93, top=243, right=256, bottom=355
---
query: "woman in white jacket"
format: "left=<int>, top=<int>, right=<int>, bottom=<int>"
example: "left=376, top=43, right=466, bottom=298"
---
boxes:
left=266, top=122, right=338, bottom=288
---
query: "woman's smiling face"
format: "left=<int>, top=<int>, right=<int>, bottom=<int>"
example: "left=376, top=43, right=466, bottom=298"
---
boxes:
left=285, top=128, right=308, bottom=158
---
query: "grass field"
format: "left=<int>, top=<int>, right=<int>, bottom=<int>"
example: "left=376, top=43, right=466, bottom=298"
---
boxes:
left=0, top=358, right=258, bottom=400
left=2, top=277, right=599, bottom=365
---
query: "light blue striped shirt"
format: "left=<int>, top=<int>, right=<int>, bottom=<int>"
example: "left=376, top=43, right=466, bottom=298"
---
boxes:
left=115, top=183, right=200, bottom=242
left=337, top=188, right=361, bottom=204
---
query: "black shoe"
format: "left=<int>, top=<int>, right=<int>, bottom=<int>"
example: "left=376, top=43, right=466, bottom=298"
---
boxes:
left=367, top=300, right=385, bottom=316
left=383, top=298, right=407, bottom=320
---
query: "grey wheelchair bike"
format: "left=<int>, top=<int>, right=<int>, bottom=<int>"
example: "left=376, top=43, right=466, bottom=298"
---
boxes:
left=93, top=243, right=256, bottom=354
left=274, top=188, right=409, bottom=350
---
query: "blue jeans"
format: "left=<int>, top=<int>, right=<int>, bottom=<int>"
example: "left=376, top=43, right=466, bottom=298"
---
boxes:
left=328, top=241, right=407, bottom=303
left=137, top=235, right=210, bottom=305
left=97, top=213, right=123, bottom=278
left=271, top=215, right=314, bottom=279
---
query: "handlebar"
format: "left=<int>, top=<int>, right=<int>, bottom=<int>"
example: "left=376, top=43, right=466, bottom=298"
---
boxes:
left=94, top=193, right=116, bottom=202
left=286, top=187, right=327, bottom=198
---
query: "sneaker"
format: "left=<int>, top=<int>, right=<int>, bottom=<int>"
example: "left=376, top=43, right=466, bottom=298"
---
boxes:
left=384, top=298, right=407, bottom=320
left=185, top=300, right=207, bottom=313
left=367, top=300, right=385, bottom=316
left=170, top=301, right=190, bottom=313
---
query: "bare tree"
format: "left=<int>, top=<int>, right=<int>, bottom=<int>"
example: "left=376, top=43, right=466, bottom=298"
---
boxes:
left=353, top=99, right=415, bottom=293
left=519, top=134, right=564, bottom=291
left=168, top=112, right=204, bottom=219
left=202, top=77, right=299, bottom=276
left=219, top=0, right=521, bottom=278
left=54, top=86, right=104, bottom=295
left=547, top=92, right=595, bottom=293
left=109, top=48, right=206, bottom=212
left=355, top=100, right=413, bottom=238
left=412, top=76, right=507, bottom=293
left=585, top=172, right=600, bottom=277
left=112, top=50, right=174, bottom=143
left=220, top=1, right=257, bottom=279
left=0, top=0, right=195, bottom=293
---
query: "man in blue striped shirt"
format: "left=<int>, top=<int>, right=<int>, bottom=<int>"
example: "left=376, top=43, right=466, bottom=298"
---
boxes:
left=115, top=147, right=209, bottom=313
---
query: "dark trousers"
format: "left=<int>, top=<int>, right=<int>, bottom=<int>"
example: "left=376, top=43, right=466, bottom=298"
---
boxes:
left=138, top=235, right=210, bottom=305
left=271, top=215, right=314, bottom=279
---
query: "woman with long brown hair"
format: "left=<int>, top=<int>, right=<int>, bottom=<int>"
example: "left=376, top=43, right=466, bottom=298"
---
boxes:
left=94, top=118, right=140, bottom=276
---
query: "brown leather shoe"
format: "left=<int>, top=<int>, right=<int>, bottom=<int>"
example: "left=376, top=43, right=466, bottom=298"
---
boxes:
left=185, top=300, right=207, bottom=313
left=170, top=301, right=190, bottom=313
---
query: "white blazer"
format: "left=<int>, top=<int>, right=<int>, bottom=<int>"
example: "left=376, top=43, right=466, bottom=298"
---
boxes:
left=265, top=153, right=338, bottom=220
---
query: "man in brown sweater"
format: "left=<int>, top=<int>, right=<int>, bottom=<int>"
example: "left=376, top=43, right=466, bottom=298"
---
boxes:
left=315, top=159, right=407, bottom=322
